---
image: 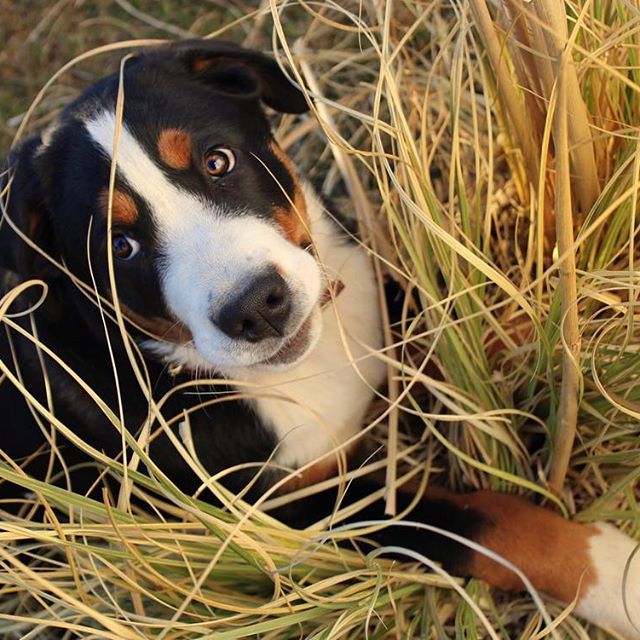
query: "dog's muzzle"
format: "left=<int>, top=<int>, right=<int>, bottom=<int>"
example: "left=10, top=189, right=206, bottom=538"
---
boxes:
left=214, top=267, right=292, bottom=342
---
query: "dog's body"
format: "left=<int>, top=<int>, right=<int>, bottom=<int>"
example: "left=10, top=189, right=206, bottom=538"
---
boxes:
left=0, top=40, right=638, bottom=638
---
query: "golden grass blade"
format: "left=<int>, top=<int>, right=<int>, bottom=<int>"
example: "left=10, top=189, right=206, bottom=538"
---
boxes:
left=468, top=0, right=542, bottom=192
left=533, top=0, right=599, bottom=213
left=547, top=28, right=582, bottom=496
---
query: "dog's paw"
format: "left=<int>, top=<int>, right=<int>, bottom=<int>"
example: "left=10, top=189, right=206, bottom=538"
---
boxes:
left=576, top=523, right=640, bottom=639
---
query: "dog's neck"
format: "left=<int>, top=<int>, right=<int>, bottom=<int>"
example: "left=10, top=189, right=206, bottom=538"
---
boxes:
left=236, top=190, right=385, bottom=470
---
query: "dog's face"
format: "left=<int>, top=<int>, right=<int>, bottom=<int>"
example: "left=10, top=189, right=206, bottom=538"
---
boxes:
left=1, top=40, right=328, bottom=373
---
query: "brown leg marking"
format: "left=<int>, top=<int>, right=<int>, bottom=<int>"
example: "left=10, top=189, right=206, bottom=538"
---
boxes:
left=444, top=490, right=599, bottom=602
left=120, top=304, right=192, bottom=344
left=278, top=441, right=362, bottom=495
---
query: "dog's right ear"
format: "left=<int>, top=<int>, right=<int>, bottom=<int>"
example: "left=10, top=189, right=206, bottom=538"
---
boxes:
left=141, top=39, right=310, bottom=114
left=0, top=136, right=56, bottom=280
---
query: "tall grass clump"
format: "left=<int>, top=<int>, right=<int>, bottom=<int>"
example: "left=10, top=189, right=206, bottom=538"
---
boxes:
left=0, top=1, right=638, bottom=638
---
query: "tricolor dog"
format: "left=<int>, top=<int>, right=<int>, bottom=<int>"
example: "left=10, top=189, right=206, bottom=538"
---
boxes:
left=0, top=40, right=638, bottom=638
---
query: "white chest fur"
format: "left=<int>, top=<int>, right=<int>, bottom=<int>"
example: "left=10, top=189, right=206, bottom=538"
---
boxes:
left=145, top=186, right=386, bottom=470
left=236, top=195, right=386, bottom=469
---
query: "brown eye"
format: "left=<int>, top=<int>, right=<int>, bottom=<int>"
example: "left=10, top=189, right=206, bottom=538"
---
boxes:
left=204, top=147, right=235, bottom=177
left=112, top=233, right=140, bottom=260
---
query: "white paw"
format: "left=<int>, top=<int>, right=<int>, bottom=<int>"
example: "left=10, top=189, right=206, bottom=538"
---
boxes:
left=576, top=523, right=640, bottom=639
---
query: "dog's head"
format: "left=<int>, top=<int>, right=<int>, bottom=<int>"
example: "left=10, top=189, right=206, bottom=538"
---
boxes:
left=1, top=40, right=329, bottom=374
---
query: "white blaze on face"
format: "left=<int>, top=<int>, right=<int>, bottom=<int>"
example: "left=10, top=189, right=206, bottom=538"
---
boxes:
left=84, top=110, right=322, bottom=370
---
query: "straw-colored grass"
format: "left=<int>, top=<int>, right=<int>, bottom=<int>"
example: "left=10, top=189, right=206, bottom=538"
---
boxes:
left=1, top=0, right=639, bottom=638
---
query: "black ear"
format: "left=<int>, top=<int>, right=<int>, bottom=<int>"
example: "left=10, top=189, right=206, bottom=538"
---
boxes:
left=144, top=39, right=309, bottom=114
left=0, top=136, right=56, bottom=280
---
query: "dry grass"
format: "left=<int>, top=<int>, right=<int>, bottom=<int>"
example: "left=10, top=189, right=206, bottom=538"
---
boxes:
left=1, top=0, right=640, bottom=638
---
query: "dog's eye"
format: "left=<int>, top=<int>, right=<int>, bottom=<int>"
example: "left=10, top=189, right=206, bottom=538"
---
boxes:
left=112, top=233, right=140, bottom=260
left=204, top=147, right=235, bottom=177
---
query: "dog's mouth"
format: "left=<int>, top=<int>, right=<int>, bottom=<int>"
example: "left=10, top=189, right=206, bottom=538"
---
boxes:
left=258, top=279, right=344, bottom=367
left=260, top=313, right=315, bottom=366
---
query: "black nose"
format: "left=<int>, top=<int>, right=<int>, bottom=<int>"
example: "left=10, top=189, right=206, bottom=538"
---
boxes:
left=215, top=269, right=292, bottom=342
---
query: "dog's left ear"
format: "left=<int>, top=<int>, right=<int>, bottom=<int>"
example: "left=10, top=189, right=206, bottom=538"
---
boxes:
left=145, top=39, right=309, bottom=114
left=0, top=136, right=57, bottom=280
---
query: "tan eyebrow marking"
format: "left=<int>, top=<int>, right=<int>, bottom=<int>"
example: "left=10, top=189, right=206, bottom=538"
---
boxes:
left=158, top=128, right=192, bottom=170
left=99, top=188, right=139, bottom=225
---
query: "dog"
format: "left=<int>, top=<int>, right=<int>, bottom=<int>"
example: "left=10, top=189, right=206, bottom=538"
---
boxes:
left=0, top=39, right=638, bottom=638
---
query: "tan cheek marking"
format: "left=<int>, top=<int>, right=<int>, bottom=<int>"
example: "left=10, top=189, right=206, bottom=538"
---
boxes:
left=121, top=304, right=192, bottom=345
left=273, top=206, right=312, bottom=248
left=319, top=279, right=345, bottom=308
left=448, top=490, right=599, bottom=603
left=99, top=188, right=139, bottom=225
left=269, top=142, right=310, bottom=246
left=158, top=129, right=192, bottom=170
